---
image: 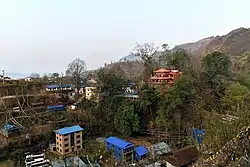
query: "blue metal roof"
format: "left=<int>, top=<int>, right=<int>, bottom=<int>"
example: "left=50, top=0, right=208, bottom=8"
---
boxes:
left=56, top=125, right=84, bottom=135
left=46, top=84, right=72, bottom=89
left=47, top=104, right=64, bottom=109
left=2, top=123, right=19, bottom=132
left=105, top=136, right=134, bottom=149
left=135, top=146, right=148, bottom=156
left=46, top=84, right=58, bottom=89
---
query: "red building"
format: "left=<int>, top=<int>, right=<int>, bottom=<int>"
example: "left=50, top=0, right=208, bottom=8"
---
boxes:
left=148, top=68, right=182, bottom=87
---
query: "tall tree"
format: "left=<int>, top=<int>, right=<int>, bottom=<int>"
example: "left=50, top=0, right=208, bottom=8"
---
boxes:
left=133, top=43, right=159, bottom=81
left=202, top=51, right=231, bottom=76
left=29, top=73, right=40, bottom=78
left=114, top=104, right=140, bottom=137
left=198, top=51, right=231, bottom=112
left=51, top=73, right=60, bottom=78
left=165, top=49, right=192, bottom=72
left=66, top=58, right=86, bottom=89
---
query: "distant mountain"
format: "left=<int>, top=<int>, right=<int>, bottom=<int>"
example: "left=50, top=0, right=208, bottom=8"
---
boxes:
left=5, top=73, right=27, bottom=79
left=104, top=27, right=250, bottom=79
left=119, top=54, right=141, bottom=62
left=174, top=27, right=250, bottom=58
left=119, top=51, right=163, bottom=63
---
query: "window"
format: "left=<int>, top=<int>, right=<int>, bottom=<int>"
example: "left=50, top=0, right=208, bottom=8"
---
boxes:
left=76, top=140, right=80, bottom=144
left=57, top=147, right=59, bottom=151
left=64, top=138, right=69, bottom=141
left=60, top=144, right=62, bottom=147
left=60, top=138, right=61, bottom=141
left=60, top=149, right=62, bottom=153
left=76, top=135, right=80, bottom=138
left=77, top=146, right=81, bottom=149
left=64, top=143, right=69, bottom=147
left=65, top=149, right=69, bottom=153
left=56, top=142, right=59, bottom=145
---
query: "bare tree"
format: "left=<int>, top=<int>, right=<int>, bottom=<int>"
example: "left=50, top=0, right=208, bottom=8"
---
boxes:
left=29, top=73, right=40, bottom=78
left=133, top=43, right=159, bottom=81
left=66, top=58, right=86, bottom=89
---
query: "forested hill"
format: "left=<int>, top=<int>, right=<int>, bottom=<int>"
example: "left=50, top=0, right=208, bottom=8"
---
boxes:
left=95, top=27, right=250, bottom=79
left=174, top=27, right=250, bottom=58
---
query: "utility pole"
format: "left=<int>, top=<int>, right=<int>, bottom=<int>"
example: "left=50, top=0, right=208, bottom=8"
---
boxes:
left=1, top=69, right=4, bottom=84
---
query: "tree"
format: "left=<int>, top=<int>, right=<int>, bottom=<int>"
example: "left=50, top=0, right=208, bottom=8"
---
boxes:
left=156, top=75, right=199, bottom=139
left=202, top=51, right=231, bottom=76
left=66, top=58, right=86, bottom=89
left=198, top=52, right=232, bottom=112
left=29, top=73, right=40, bottom=78
left=133, top=43, right=159, bottom=81
left=51, top=73, right=59, bottom=78
left=114, top=104, right=140, bottom=137
left=222, top=82, right=249, bottom=112
left=165, top=49, right=192, bottom=72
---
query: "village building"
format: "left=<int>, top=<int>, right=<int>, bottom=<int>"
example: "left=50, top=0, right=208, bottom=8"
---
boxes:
left=25, top=152, right=50, bottom=167
left=151, top=142, right=172, bottom=159
left=24, top=77, right=33, bottom=82
left=134, top=146, right=149, bottom=161
left=148, top=69, right=182, bottom=87
left=85, top=86, right=97, bottom=100
left=84, top=78, right=98, bottom=100
left=0, top=123, right=20, bottom=138
left=105, top=136, right=135, bottom=162
left=45, top=84, right=73, bottom=91
left=55, top=125, right=84, bottom=155
left=118, top=81, right=139, bottom=101
left=163, top=146, right=198, bottom=167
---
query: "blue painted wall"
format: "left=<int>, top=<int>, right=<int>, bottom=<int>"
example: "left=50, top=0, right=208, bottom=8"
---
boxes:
left=106, top=142, right=123, bottom=161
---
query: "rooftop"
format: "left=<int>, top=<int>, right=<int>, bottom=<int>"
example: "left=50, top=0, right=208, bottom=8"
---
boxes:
left=2, top=123, right=19, bottom=132
left=106, top=136, right=134, bottom=149
left=164, top=146, right=198, bottom=167
left=135, top=146, right=148, bottom=156
left=152, top=142, right=172, bottom=156
left=56, top=125, right=84, bottom=135
left=154, top=69, right=180, bottom=73
left=46, top=84, right=72, bottom=89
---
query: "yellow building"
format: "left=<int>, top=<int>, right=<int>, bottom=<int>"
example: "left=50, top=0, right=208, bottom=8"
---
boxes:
left=85, top=86, right=97, bottom=100
left=55, top=125, right=84, bottom=155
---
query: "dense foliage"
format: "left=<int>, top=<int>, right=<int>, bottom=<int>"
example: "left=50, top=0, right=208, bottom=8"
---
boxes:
left=77, top=49, right=250, bottom=152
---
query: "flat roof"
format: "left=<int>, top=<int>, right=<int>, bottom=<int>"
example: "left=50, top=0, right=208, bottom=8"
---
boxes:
left=56, top=125, right=84, bottom=135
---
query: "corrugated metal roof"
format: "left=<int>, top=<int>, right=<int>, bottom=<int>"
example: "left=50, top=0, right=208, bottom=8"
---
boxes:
left=47, top=104, right=64, bottom=110
left=46, top=84, right=72, bottom=89
left=135, top=146, right=148, bottom=156
left=2, top=123, right=19, bottom=132
left=56, top=125, right=84, bottom=135
left=152, top=142, right=172, bottom=156
left=106, top=136, right=134, bottom=149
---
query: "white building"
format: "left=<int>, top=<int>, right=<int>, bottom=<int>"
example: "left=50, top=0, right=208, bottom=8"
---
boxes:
left=25, top=153, right=50, bottom=167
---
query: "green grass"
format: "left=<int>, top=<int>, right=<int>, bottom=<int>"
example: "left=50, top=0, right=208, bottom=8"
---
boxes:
left=0, top=160, right=12, bottom=167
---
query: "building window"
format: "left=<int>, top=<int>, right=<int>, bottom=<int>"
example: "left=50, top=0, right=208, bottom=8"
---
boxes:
left=76, top=135, right=80, bottom=138
left=65, top=149, right=69, bottom=153
left=64, top=138, right=69, bottom=141
left=56, top=142, right=59, bottom=145
left=57, top=147, right=59, bottom=151
left=65, top=143, right=69, bottom=147
left=76, top=140, right=80, bottom=144
left=77, top=146, right=81, bottom=149
left=60, top=149, right=62, bottom=153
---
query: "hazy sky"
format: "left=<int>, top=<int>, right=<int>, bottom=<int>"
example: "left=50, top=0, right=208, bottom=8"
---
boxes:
left=0, top=0, right=249, bottom=74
